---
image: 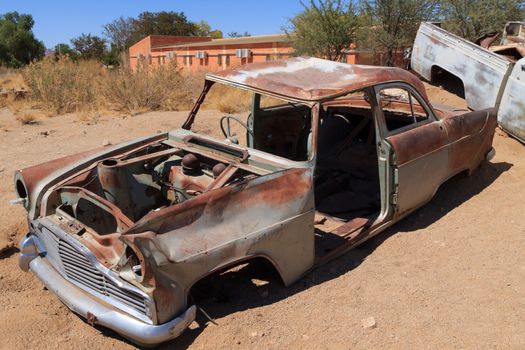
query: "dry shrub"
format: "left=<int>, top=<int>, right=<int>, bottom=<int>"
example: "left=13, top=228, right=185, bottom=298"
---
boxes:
left=102, top=62, right=202, bottom=114
left=159, top=69, right=205, bottom=111
left=3, top=93, right=30, bottom=113
left=0, top=73, right=27, bottom=90
left=7, top=99, right=25, bottom=113
left=18, top=58, right=256, bottom=116
left=1, top=72, right=29, bottom=110
left=77, top=109, right=100, bottom=124
left=15, top=113, right=38, bottom=125
left=22, top=57, right=104, bottom=114
left=204, top=84, right=252, bottom=113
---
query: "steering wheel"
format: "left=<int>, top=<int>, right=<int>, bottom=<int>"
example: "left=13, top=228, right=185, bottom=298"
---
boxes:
left=220, top=115, right=254, bottom=141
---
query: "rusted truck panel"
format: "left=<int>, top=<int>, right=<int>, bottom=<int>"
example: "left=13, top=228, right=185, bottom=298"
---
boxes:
left=411, top=21, right=525, bottom=143
left=14, top=57, right=497, bottom=345
left=498, top=60, right=525, bottom=142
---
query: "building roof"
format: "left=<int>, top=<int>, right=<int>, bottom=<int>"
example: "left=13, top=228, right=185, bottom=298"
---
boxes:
left=206, top=57, right=427, bottom=102
left=154, top=33, right=288, bottom=49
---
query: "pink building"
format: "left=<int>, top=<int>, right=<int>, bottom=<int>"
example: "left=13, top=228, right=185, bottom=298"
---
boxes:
left=129, top=34, right=294, bottom=72
left=129, top=34, right=405, bottom=72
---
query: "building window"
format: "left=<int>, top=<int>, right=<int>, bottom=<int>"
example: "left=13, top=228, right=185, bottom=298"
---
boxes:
left=225, top=55, right=230, bottom=66
left=217, top=55, right=222, bottom=66
left=185, top=56, right=192, bottom=66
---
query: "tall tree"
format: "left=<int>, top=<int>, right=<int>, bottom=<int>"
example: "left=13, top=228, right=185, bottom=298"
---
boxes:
left=0, top=11, right=45, bottom=67
left=102, top=16, right=137, bottom=51
left=133, top=11, right=198, bottom=38
left=359, top=0, right=439, bottom=66
left=440, top=0, right=524, bottom=41
left=71, top=34, right=107, bottom=60
left=287, top=0, right=360, bottom=62
left=103, top=12, right=221, bottom=51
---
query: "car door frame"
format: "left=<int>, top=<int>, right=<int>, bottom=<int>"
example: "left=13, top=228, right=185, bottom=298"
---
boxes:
left=372, top=82, right=449, bottom=218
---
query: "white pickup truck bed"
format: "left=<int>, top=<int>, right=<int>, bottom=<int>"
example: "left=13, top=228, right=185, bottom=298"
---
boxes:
left=411, top=22, right=525, bottom=143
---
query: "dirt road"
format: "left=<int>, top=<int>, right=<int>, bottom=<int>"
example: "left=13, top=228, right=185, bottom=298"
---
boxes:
left=0, top=84, right=524, bottom=349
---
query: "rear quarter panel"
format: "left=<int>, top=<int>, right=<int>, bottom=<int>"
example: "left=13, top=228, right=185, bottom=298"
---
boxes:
left=442, top=108, right=498, bottom=175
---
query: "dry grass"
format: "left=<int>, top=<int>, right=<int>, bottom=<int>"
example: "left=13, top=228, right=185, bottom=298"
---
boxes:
left=22, top=58, right=103, bottom=114
left=16, top=58, right=258, bottom=117
left=204, top=84, right=252, bottom=113
left=0, top=73, right=27, bottom=91
left=15, top=113, right=38, bottom=125
left=77, top=110, right=100, bottom=124
left=1, top=93, right=30, bottom=112
left=102, top=62, right=202, bottom=114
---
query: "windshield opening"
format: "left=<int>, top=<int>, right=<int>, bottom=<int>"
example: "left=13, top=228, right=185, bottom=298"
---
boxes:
left=184, top=81, right=313, bottom=162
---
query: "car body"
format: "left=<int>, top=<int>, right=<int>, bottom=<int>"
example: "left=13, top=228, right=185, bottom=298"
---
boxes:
left=14, top=57, right=497, bottom=346
left=411, top=21, right=525, bottom=143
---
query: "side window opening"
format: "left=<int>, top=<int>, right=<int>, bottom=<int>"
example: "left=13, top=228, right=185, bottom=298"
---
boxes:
left=378, top=87, right=429, bottom=132
left=314, top=89, right=381, bottom=223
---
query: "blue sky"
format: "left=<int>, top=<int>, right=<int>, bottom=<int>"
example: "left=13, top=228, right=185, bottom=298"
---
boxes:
left=0, top=1, right=304, bottom=49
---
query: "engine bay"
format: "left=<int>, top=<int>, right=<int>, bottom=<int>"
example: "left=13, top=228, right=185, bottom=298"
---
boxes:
left=45, top=139, right=262, bottom=239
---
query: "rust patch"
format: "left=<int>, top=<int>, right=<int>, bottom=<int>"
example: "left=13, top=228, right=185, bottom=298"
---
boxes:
left=206, top=57, right=429, bottom=102
left=86, top=312, right=97, bottom=326
left=16, top=146, right=107, bottom=196
left=387, top=122, right=448, bottom=165
left=124, top=168, right=311, bottom=236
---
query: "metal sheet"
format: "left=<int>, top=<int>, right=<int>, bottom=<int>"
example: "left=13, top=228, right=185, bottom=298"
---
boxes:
left=411, top=22, right=511, bottom=110
left=498, top=58, right=525, bottom=143
left=207, top=56, right=429, bottom=102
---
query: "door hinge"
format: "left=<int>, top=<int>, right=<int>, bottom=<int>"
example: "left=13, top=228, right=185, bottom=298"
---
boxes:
left=392, top=192, right=398, bottom=205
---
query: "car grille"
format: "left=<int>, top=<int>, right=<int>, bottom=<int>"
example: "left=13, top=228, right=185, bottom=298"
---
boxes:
left=58, top=239, right=148, bottom=316
left=37, top=224, right=150, bottom=319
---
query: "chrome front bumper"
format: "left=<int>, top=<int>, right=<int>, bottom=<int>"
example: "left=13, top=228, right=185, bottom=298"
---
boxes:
left=20, top=235, right=196, bottom=346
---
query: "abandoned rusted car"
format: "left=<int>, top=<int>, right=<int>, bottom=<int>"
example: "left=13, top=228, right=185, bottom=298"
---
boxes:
left=14, top=57, right=497, bottom=345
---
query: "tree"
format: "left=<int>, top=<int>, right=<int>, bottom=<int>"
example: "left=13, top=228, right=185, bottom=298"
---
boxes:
left=359, top=0, right=439, bottom=66
left=439, top=0, right=524, bottom=41
left=53, top=43, right=78, bottom=60
left=0, top=11, right=45, bottom=67
left=195, top=20, right=211, bottom=36
left=103, top=12, right=221, bottom=51
left=209, top=30, right=224, bottom=39
left=287, top=0, right=360, bottom=61
left=227, top=31, right=252, bottom=38
left=71, top=34, right=107, bottom=60
left=102, top=44, right=120, bottom=67
left=102, top=16, right=137, bottom=51
left=195, top=20, right=223, bottom=38
left=133, top=11, right=198, bottom=38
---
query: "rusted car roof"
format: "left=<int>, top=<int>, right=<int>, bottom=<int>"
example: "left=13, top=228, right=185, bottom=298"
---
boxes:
left=206, top=57, right=428, bottom=102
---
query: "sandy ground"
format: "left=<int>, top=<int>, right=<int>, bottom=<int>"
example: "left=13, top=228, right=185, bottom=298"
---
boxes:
left=0, top=83, right=524, bottom=349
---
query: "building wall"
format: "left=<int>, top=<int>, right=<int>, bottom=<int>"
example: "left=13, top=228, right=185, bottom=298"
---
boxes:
left=129, top=35, right=404, bottom=72
left=129, top=35, right=211, bottom=70
left=155, top=41, right=293, bottom=72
